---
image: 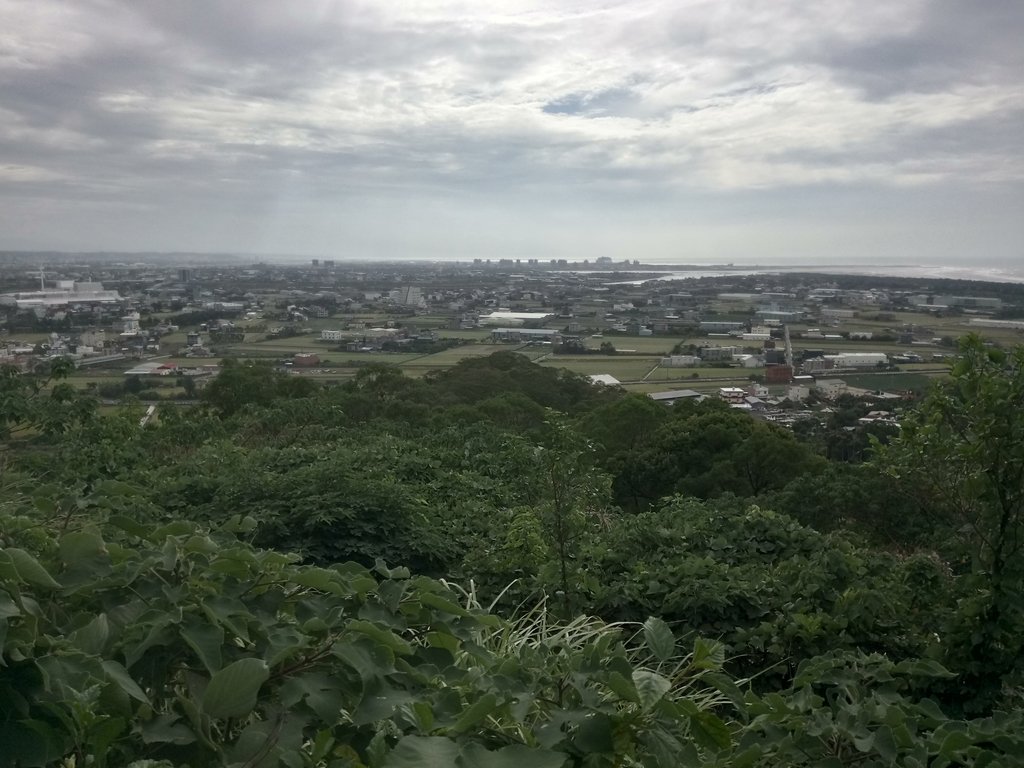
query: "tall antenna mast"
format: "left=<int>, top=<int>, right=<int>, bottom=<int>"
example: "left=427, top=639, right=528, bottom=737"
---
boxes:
left=28, top=266, right=47, bottom=291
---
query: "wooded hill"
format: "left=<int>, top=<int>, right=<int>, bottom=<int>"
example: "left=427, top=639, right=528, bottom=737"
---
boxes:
left=1, top=336, right=1022, bottom=766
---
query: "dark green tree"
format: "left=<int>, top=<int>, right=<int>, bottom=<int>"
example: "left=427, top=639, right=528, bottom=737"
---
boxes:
left=201, top=359, right=318, bottom=417
left=873, top=336, right=1024, bottom=712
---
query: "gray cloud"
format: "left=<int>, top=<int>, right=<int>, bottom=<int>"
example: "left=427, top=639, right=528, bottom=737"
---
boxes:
left=0, top=0, right=1021, bottom=262
left=817, top=0, right=1024, bottom=99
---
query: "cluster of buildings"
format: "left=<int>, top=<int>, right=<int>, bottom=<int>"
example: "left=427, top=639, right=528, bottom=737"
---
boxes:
left=0, top=280, right=122, bottom=310
left=0, top=259, right=1017, bottom=423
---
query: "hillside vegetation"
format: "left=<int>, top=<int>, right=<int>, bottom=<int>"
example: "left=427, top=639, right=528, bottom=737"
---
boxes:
left=1, top=337, right=1022, bottom=766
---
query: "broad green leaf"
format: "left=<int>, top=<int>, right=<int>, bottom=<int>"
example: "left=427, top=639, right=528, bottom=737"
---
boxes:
left=265, top=626, right=308, bottom=668
left=632, top=669, right=672, bottom=711
left=0, top=720, right=66, bottom=767
left=642, top=616, right=676, bottom=662
left=183, top=535, right=218, bottom=554
left=280, top=674, right=346, bottom=722
left=605, top=670, right=638, bottom=702
left=124, top=616, right=175, bottom=669
left=367, top=731, right=389, bottom=767
left=348, top=620, right=412, bottom=655
left=140, top=714, right=196, bottom=746
left=894, top=659, right=955, bottom=679
left=71, top=614, right=109, bottom=655
left=151, top=521, right=194, bottom=540
left=230, top=717, right=305, bottom=766
left=873, top=725, right=897, bottom=762
left=202, top=596, right=251, bottom=642
left=31, top=491, right=58, bottom=515
left=382, top=735, right=460, bottom=768
left=374, top=561, right=410, bottom=580
left=160, top=538, right=177, bottom=572
left=853, top=731, right=875, bottom=753
left=107, top=515, right=150, bottom=538
left=449, top=692, right=499, bottom=734
left=201, top=658, right=269, bottom=719
left=333, top=639, right=394, bottom=683
left=689, top=709, right=732, bottom=751
left=643, top=729, right=687, bottom=768
left=91, top=479, right=139, bottom=498
left=293, top=567, right=344, bottom=593
left=936, top=729, right=972, bottom=758
left=59, top=531, right=107, bottom=563
left=85, top=715, right=127, bottom=763
left=573, top=713, right=614, bottom=753
left=352, top=680, right=414, bottom=726
left=181, top=620, right=224, bottom=674
left=420, top=591, right=471, bottom=616
left=692, top=637, right=725, bottom=670
left=310, top=729, right=336, bottom=762
left=221, top=514, right=259, bottom=533
left=0, top=590, right=20, bottom=619
left=457, top=742, right=567, bottom=768
left=102, top=660, right=150, bottom=705
left=3, top=548, right=61, bottom=590
left=426, top=630, right=459, bottom=653
left=413, top=701, right=434, bottom=732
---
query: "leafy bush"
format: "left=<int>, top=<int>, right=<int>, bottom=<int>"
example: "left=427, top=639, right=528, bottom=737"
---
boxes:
left=0, top=504, right=739, bottom=767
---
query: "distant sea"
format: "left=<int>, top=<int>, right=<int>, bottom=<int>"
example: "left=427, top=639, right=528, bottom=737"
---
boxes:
left=598, top=264, right=1024, bottom=285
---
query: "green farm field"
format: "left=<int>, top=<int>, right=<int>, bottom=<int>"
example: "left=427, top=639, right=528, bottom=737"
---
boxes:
left=581, top=336, right=686, bottom=354
left=621, top=377, right=752, bottom=394
left=397, top=344, right=547, bottom=375
left=840, top=371, right=940, bottom=393
left=436, top=328, right=493, bottom=341
left=159, top=357, right=225, bottom=367
left=641, top=365, right=761, bottom=381
left=791, top=339, right=943, bottom=355
left=408, top=344, right=532, bottom=364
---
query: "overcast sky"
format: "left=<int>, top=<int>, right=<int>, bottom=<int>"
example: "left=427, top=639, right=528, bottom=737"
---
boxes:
left=1, top=0, right=1022, bottom=264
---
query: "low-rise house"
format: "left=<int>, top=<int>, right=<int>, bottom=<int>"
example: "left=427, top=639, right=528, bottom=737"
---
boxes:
left=719, top=387, right=747, bottom=404
left=815, top=379, right=848, bottom=399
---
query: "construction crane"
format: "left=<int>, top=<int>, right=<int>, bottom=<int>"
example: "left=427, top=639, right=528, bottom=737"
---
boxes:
left=26, top=267, right=47, bottom=291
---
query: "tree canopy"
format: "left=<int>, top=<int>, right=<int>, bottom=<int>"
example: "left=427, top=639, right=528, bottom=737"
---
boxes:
left=3, top=343, right=1024, bottom=764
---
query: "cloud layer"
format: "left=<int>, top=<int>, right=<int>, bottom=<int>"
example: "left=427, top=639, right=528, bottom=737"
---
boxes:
left=1, top=0, right=1022, bottom=262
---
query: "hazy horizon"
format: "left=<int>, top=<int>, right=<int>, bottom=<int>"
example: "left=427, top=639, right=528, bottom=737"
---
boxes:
left=2, top=1, right=1022, bottom=264
left=4, top=249, right=1024, bottom=284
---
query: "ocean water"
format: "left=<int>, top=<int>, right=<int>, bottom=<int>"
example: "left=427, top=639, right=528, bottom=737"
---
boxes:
left=602, top=264, right=1024, bottom=285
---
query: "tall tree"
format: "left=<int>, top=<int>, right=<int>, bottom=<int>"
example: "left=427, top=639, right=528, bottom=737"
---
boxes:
left=873, top=336, right=1024, bottom=712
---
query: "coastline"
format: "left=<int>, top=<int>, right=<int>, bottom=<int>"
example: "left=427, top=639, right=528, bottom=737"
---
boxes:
left=583, top=264, right=1024, bottom=285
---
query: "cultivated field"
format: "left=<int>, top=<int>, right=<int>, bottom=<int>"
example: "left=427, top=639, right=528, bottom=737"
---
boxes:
left=40, top=293, right=1023, bottom=404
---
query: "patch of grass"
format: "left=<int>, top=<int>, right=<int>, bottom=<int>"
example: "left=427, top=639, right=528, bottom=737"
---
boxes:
left=581, top=336, right=687, bottom=354
left=409, top=344, right=524, bottom=365
left=436, top=329, right=493, bottom=341
left=790, top=339, right=942, bottom=354
left=159, top=357, right=224, bottom=367
left=840, top=371, right=941, bottom=393
left=322, top=353, right=423, bottom=365
left=622, top=378, right=748, bottom=394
